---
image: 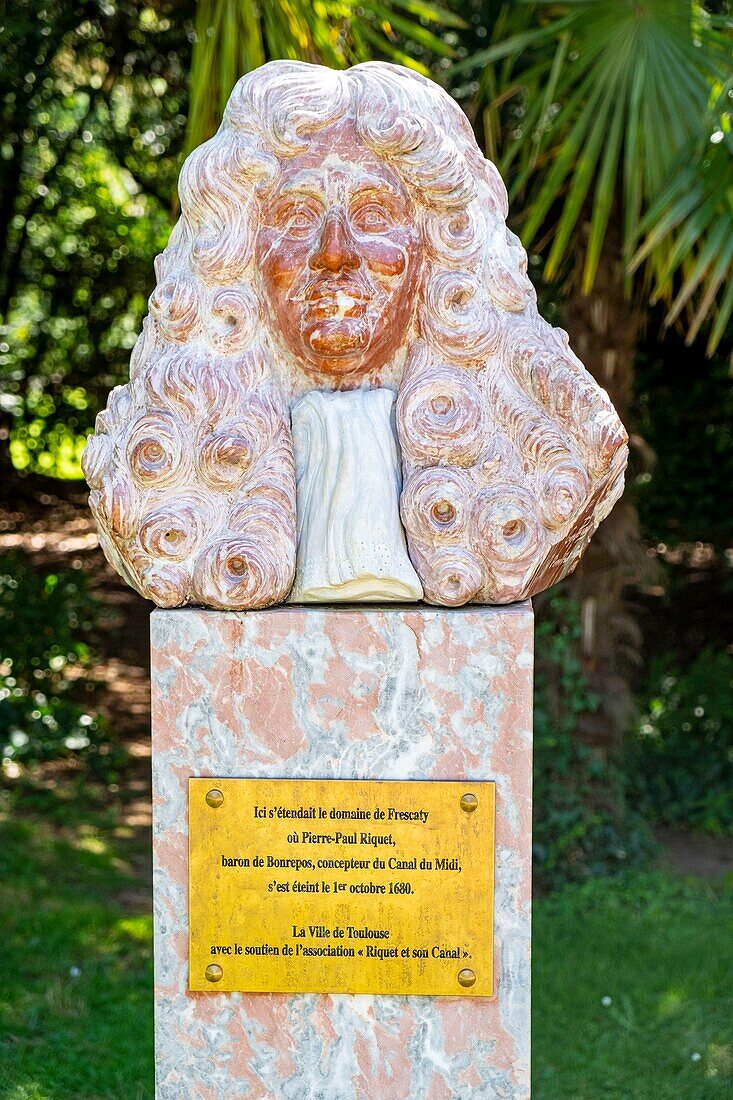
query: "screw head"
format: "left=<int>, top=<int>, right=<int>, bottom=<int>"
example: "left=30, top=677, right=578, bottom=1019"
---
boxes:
left=205, top=788, right=224, bottom=809
left=458, top=968, right=476, bottom=988
left=205, top=964, right=223, bottom=983
left=460, top=793, right=478, bottom=813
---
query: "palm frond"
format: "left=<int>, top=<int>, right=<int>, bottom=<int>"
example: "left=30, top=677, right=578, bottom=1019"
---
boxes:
left=458, top=0, right=733, bottom=349
left=632, top=131, right=733, bottom=354
left=185, top=0, right=459, bottom=154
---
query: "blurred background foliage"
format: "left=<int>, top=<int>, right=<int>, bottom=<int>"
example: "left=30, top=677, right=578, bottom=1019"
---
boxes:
left=0, top=0, right=731, bottom=891
left=633, top=646, right=733, bottom=835
left=0, top=551, right=124, bottom=779
left=0, top=0, right=190, bottom=481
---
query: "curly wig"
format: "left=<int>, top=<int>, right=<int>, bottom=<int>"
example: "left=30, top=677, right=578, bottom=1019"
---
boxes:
left=83, top=61, right=627, bottom=609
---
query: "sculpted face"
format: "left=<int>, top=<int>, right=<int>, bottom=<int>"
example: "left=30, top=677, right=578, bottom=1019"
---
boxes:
left=256, top=124, right=421, bottom=379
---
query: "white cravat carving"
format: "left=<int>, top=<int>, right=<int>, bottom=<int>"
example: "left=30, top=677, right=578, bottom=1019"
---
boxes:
left=289, top=388, right=422, bottom=602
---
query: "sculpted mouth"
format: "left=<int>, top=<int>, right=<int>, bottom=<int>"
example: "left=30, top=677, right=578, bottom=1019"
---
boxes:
left=305, top=286, right=369, bottom=304
left=301, top=284, right=372, bottom=320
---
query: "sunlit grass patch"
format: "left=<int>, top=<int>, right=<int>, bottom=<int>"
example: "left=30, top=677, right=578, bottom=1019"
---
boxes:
left=533, top=872, right=733, bottom=1099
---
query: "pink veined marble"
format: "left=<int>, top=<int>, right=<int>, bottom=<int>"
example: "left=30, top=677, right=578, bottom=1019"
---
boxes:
left=84, top=60, right=627, bottom=610
left=151, top=604, right=533, bottom=1099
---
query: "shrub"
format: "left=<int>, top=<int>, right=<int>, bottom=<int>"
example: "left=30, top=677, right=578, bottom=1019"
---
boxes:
left=533, top=594, right=651, bottom=891
left=632, top=647, right=733, bottom=834
left=0, top=552, right=124, bottom=780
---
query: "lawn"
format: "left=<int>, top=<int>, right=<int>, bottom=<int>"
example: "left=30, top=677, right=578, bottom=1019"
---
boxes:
left=533, top=874, right=733, bottom=1098
left=1, top=797, right=731, bottom=1099
left=0, top=795, right=153, bottom=1100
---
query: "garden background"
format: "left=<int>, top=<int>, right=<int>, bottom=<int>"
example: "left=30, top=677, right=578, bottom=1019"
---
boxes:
left=1, top=1, right=732, bottom=1097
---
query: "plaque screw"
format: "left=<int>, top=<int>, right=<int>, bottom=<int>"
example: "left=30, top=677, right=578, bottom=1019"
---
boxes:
left=458, top=968, right=476, bottom=988
left=460, top=793, right=478, bottom=813
left=205, top=788, right=224, bottom=809
left=205, top=964, right=223, bottom=983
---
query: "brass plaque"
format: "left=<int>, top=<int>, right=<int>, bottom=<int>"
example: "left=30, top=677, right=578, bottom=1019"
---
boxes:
left=188, top=777, right=495, bottom=997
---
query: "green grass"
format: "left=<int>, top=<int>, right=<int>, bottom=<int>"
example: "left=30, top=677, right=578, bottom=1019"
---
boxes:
left=533, top=873, right=733, bottom=1098
left=1, top=796, right=731, bottom=1099
left=0, top=794, right=153, bottom=1100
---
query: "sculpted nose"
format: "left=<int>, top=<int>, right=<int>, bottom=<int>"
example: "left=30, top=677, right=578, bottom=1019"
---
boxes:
left=310, top=210, right=359, bottom=273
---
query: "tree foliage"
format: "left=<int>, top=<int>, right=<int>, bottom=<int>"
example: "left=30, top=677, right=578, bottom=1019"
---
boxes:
left=0, top=1, right=192, bottom=478
left=1, top=0, right=731, bottom=508
left=533, top=594, right=652, bottom=889
left=632, top=647, right=733, bottom=834
left=0, top=551, right=121, bottom=777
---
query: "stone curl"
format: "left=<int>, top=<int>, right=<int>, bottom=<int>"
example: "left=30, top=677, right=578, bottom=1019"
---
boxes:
left=397, top=349, right=485, bottom=468
left=400, top=466, right=474, bottom=546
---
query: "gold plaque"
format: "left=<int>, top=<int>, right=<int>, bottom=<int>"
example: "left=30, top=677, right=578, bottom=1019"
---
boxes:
left=188, top=778, right=495, bottom=997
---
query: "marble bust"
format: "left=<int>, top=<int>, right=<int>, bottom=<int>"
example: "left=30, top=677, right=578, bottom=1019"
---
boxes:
left=82, top=60, right=628, bottom=609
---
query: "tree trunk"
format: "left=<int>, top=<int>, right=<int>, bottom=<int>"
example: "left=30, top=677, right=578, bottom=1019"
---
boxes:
left=559, top=217, right=654, bottom=749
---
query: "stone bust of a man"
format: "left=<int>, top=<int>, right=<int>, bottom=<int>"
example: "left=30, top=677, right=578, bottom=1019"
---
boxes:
left=82, top=61, right=627, bottom=610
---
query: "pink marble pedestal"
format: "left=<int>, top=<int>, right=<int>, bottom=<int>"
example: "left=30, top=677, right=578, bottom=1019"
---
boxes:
left=151, top=604, right=533, bottom=1099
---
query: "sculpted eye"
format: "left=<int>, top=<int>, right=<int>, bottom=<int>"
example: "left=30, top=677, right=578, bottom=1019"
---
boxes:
left=265, top=198, right=322, bottom=238
left=352, top=203, right=393, bottom=234
left=286, top=204, right=321, bottom=237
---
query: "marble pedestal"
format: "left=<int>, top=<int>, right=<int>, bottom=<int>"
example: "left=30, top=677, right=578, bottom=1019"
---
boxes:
left=151, top=604, right=533, bottom=1099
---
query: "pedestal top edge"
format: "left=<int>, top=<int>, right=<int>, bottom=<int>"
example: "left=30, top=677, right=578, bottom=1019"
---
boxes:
left=150, top=600, right=533, bottom=622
